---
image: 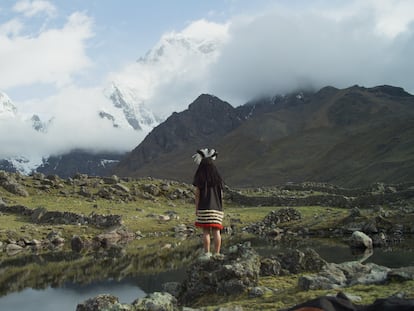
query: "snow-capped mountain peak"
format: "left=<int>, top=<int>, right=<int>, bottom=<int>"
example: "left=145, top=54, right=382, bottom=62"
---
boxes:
left=140, top=20, right=228, bottom=65
left=106, top=20, right=228, bottom=126
left=0, top=91, right=17, bottom=119
left=103, top=83, right=162, bottom=132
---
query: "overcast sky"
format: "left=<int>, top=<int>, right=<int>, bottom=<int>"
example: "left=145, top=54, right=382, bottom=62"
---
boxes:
left=1, top=0, right=414, bottom=159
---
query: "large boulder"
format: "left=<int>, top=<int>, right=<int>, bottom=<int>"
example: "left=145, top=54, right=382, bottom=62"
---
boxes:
left=1, top=178, right=29, bottom=196
left=76, top=294, right=132, bottom=311
left=349, top=231, right=373, bottom=249
left=133, top=292, right=178, bottom=311
left=277, top=248, right=327, bottom=274
left=179, top=243, right=261, bottom=304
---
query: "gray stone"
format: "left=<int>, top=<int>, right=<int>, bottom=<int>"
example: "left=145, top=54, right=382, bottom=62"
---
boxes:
left=387, top=266, right=414, bottom=282
left=76, top=294, right=132, bottom=311
left=180, top=243, right=260, bottom=304
left=143, top=184, right=160, bottom=196
left=298, top=261, right=391, bottom=290
left=248, top=286, right=265, bottom=297
left=277, top=248, right=326, bottom=274
left=6, top=243, right=24, bottom=255
left=260, top=257, right=281, bottom=276
left=113, top=183, right=130, bottom=193
left=1, top=179, right=29, bottom=196
left=349, top=231, right=373, bottom=249
left=133, top=292, right=178, bottom=311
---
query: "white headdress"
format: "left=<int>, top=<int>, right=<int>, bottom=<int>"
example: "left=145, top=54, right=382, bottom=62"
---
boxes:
left=192, top=148, right=218, bottom=165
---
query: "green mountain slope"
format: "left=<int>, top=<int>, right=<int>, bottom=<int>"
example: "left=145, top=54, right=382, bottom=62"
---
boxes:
left=114, top=85, right=414, bottom=187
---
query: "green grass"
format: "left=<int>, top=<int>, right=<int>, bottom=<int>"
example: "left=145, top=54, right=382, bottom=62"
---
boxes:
left=1, top=174, right=414, bottom=310
left=190, top=276, right=414, bottom=311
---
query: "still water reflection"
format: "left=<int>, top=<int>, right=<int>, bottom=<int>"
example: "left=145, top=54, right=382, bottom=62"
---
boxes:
left=0, top=269, right=186, bottom=311
left=253, top=236, right=414, bottom=268
left=0, top=237, right=413, bottom=311
left=0, top=280, right=145, bottom=311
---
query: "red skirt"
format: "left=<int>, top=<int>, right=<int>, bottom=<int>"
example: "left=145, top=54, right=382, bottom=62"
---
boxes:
left=195, top=222, right=224, bottom=230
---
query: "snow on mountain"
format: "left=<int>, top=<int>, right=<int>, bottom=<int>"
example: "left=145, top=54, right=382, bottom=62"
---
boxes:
left=0, top=154, right=44, bottom=175
left=107, top=20, right=229, bottom=119
left=0, top=20, right=229, bottom=176
left=103, top=83, right=161, bottom=132
left=0, top=91, right=17, bottom=119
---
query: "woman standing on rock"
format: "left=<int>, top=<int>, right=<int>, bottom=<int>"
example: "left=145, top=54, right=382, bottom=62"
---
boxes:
left=192, top=148, right=224, bottom=260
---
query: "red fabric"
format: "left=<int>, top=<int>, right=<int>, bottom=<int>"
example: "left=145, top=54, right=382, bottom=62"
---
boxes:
left=195, top=222, right=223, bottom=230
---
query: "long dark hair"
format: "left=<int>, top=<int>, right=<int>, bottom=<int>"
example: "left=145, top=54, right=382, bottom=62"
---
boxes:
left=193, top=157, right=224, bottom=189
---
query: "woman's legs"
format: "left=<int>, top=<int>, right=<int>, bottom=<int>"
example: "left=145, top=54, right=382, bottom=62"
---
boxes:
left=202, top=227, right=211, bottom=253
left=212, top=228, right=221, bottom=254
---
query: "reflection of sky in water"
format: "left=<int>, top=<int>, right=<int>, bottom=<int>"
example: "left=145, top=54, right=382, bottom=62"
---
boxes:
left=0, top=280, right=145, bottom=311
left=1, top=237, right=413, bottom=311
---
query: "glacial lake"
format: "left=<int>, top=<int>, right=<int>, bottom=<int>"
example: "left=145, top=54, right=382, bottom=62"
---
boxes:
left=1, top=236, right=413, bottom=311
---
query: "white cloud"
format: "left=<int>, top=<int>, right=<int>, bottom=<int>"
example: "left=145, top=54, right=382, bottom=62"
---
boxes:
left=0, top=12, right=93, bottom=90
left=107, top=19, right=230, bottom=117
left=106, top=0, right=414, bottom=118
left=2, top=0, right=414, bottom=161
left=0, top=19, right=23, bottom=37
left=0, top=86, right=144, bottom=159
left=13, top=0, right=56, bottom=18
left=204, top=0, right=414, bottom=103
left=363, top=0, right=414, bottom=38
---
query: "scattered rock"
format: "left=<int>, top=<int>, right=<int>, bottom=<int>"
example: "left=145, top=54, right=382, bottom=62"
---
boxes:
left=113, top=183, right=130, bottom=193
left=76, top=294, right=131, bottom=311
left=298, top=261, right=391, bottom=290
left=248, top=286, right=266, bottom=298
left=244, top=208, right=302, bottom=237
left=349, top=231, right=373, bottom=249
left=260, top=257, right=281, bottom=276
left=6, top=243, right=24, bottom=255
left=276, top=248, right=327, bottom=274
left=133, top=292, right=178, bottom=311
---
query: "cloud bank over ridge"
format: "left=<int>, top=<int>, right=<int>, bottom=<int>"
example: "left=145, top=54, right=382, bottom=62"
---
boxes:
left=0, top=0, right=414, bottom=159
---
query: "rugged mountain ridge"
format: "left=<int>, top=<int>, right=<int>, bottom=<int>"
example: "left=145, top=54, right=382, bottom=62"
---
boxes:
left=115, top=94, right=245, bottom=177
left=114, top=85, right=414, bottom=187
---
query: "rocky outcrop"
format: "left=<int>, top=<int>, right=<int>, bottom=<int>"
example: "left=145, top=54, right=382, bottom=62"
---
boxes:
left=0, top=204, right=122, bottom=228
left=133, top=292, right=178, bottom=311
left=298, top=261, right=392, bottom=290
left=179, top=243, right=261, bottom=304
left=76, top=294, right=131, bottom=311
left=76, top=291, right=198, bottom=311
left=0, top=171, right=29, bottom=196
left=244, top=207, right=301, bottom=237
